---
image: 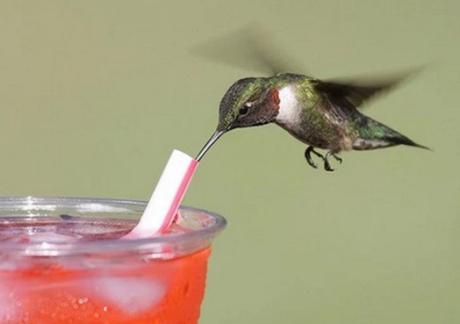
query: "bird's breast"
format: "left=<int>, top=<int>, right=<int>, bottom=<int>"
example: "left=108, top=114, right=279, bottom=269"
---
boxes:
left=275, top=85, right=303, bottom=130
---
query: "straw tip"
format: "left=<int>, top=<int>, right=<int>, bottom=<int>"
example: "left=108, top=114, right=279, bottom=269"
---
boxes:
left=172, top=149, right=190, bottom=158
left=172, top=149, right=199, bottom=165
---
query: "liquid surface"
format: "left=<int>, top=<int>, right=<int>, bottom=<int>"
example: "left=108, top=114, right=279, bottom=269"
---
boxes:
left=0, top=214, right=187, bottom=243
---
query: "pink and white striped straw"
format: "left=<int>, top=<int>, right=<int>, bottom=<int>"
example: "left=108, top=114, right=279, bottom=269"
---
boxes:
left=124, top=150, right=198, bottom=239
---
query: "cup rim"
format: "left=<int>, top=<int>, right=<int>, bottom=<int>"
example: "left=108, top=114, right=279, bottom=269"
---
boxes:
left=0, top=196, right=227, bottom=257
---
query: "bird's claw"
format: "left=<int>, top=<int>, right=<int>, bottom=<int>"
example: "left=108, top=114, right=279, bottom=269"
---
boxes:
left=304, top=146, right=318, bottom=169
left=324, top=159, right=334, bottom=172
left=304, top=147, right=342, bottom=172
left=325, top=152, right=342, bottom=171
left=331, top=153, right=342, bottom=164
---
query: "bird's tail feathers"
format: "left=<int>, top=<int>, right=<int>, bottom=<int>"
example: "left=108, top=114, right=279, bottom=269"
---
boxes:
left=352, top=118, right=429, bottom=151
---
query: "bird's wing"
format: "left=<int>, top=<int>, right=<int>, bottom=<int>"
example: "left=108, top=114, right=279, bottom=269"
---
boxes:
left=190, top=24, right=306, bottom=76
left=313, top=68, right=422, bottom=109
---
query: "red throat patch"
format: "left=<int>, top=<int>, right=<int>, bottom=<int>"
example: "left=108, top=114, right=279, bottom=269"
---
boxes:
left=269, top=88, right=280, bottom=111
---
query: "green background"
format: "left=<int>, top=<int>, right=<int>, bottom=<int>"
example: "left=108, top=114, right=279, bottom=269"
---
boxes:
left=0, top=1, right=458, bottom=323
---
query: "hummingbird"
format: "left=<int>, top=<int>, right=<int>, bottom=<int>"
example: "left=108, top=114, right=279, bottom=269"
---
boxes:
left=193, top=27, right=428, bottom=170
left=196, top=72, right=427, bottom=171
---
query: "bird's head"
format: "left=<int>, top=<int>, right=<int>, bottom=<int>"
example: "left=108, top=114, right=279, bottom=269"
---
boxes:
left=196, top=77, right=280, bottom=160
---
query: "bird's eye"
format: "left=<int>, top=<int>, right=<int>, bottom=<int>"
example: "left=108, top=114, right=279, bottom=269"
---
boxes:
left=239, top=103, right=251, bottom=116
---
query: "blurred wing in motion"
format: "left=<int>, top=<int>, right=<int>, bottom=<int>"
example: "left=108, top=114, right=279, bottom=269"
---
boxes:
left=190, top=24, right=305, bottom=76
left=315, top=67, right=424, bottom=108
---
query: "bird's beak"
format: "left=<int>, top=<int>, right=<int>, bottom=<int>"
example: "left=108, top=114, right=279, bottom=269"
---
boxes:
left=196, top=130, right=225, bottom=161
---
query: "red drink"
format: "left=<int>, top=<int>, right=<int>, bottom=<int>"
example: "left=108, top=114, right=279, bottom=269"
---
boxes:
left=0, top=197, right=225, bottom=324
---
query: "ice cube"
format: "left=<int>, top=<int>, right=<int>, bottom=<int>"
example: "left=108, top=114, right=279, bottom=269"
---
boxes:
left=28, top=232, right=79, bottom=243
left=0, top=281, right=17, bottom=321
left=86, top=276, right=166, bottom=315
left=57, top=217, right=130, bottom=239
left=60, top=223, right=111, bottom=236
left=22, top=232, right=80, bottom=256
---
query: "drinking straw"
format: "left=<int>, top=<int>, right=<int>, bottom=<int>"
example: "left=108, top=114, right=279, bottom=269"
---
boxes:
left=125, top=150, right=198, bottom=238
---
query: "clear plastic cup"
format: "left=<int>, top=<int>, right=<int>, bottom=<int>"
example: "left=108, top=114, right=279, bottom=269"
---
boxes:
left=0, top=197, right=226, bottom=323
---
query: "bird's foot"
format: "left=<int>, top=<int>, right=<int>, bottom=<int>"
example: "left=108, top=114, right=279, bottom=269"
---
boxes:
left=327, top=151, right=342, bottom=163
left=324, top=151, right=342, bottom=171
left=304, top=146, right=322, bottom=169
left=304, top=147, right=343, bottom=172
